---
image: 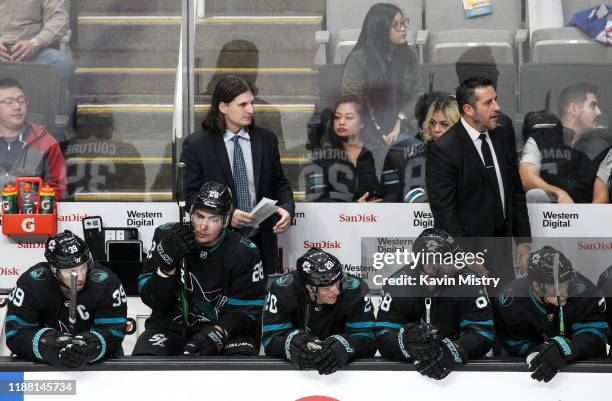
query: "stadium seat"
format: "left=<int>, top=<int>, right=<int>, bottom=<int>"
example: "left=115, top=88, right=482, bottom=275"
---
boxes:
left=317, top=63, right=344, bottom=114
left=527, top=0, right=612, bottom=63
left=421, top=0, right=527, bottom=65
left=421, top=62, right=517, bottom=120
left=519, top=63, right=612, bottom=118
left=315, top=0, right=423, bottom=65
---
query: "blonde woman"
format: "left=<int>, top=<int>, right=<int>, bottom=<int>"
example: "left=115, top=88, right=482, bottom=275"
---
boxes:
left=421, top=96, right=460, bottom=143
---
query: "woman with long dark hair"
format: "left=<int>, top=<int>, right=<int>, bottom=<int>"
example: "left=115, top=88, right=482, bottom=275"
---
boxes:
left=342, top=3, right=424, bottom=146
left=304, top=95, right=401, bottom=202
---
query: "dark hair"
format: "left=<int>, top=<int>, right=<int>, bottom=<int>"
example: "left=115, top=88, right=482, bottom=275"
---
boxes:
left=415, top=91, right=448, bottom=129
left=325, top=95, right=365, bottom=149
left=202, top=75, right=255, bottom=132
left=0, top=78, right=23, bottom=91
left=456, top=76, right=495, bottom=114
left=557, top=82, right=598, bottom=118
left=349, top=3, right=416, bottom=130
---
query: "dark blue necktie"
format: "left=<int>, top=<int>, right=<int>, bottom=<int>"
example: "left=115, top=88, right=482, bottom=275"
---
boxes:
left=231, top=135, right=253, bottom=236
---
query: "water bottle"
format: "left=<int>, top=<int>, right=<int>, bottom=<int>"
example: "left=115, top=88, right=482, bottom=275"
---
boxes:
left=20, top=183, right=35, bottom=214
left=2, top=183, right=18, bottom=214
left=39, top=184, right=55, bottom=214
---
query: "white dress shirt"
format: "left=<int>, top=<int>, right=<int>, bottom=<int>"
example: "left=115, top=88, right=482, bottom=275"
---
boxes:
left=461, top=117, right=506, bottom=213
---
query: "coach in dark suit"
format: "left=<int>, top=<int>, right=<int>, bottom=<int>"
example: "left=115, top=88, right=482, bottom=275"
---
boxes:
left=426, top=77, right=531, bottom=288
left=181, top=76, right=295, bottom=275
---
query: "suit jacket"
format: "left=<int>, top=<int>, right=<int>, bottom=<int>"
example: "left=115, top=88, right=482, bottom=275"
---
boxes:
left=425, top=119, right=531, bottom=242
left=181, top=126, right=295, bottom=274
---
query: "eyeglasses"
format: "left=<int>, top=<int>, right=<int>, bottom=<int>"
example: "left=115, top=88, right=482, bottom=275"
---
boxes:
left=0, top=96, right=27, bottom=106
left=392, top=17, right=409, bottom=31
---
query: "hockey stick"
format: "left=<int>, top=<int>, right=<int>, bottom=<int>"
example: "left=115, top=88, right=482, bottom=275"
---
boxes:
left=177, top=162, right=190, bottom=326
left=69, top=272, right=78, bottom=335
left=552, top=253, right=565, bottom=337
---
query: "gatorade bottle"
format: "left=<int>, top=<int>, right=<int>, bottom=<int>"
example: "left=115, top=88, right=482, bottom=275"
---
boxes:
left=39, top=184, right=55, bottom=214
left=20, top=183, right=35, bottom=214
left=2, top=183, right=18, bottom=214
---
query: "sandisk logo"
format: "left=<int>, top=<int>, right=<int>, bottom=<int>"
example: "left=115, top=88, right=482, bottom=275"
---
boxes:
left=0, top=267, right=19, bottom=276
left=303, top=240, right=342, bottom=249
left=21, top=218, right=35, bottom=232
left=577, top=241, right=612, bottom=250
left=339, top=213, right=378, bottom=223
left=57, top=213, right=88, bottom=222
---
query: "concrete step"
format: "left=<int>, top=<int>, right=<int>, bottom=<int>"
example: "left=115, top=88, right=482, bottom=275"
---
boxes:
left=67, top=157, right=307, bottom=200
left=65, top=142, right=308, bottom=201
left=75, top=15, right=322, bottom=53
left=73, top=66, right=317, bottom=96
left=206, top=0, right=324, bottom=14
left=68, top=161, right=307, bottom=202
left=74, top=100, right=315, bottom=153
left=75, top=0, right=181, bottom=14
left=76, top=0, right=324, bottom=14
left=74, top=50, right=316, bottom=68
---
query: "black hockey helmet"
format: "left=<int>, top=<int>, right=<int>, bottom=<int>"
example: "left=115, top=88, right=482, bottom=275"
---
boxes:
left=191, top=181, right=233, bottom=227
left=44, top=230, right=92, bottom=270
left=412, top=228, right=460, bottom=256
left=297, top=248, right=343, bottom=288
left=527, top=246, right=575, bottom=284
left=412, top=228, right=461, bottom=276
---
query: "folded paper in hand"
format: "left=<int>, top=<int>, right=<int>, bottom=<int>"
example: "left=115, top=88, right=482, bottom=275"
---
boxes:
left=248, top=197, right=278, bottom=228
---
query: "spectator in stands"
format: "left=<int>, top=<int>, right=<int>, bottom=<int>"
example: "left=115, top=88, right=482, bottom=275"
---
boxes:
left=519, top=82, right=607, bottom=203
left=304, top=95, right=401, bottom=202
left=592, top=148, right=612, bottom=203
left=64, top=102, right=146, bottom=200
left=392, top=95, right=460, bottom=203
left=0, top=78, right=66, bottom=198
left=181, top=75, right=295, bottom=275
left=342, top=3, right=424, bottom=147
left=0, top=0, right=74, bottom=83
left=421, top=95, right=460, bottom=144
left=414, top=91, right=447, bottom=142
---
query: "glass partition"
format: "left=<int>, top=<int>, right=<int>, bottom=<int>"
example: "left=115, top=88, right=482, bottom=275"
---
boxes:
left=65, top=0, right=183, bottom=201
left=2, top=0, right=609, bottom=205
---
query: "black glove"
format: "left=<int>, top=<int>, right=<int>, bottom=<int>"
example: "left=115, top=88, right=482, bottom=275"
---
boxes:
left=285, top=330, right=320, bottom=370
left=415, top=338, right=468, bottom=380
left=151, top=224, right=198, bottom=273
left=58, top=332, right=103, bottom=369
left=527, top=337, right=574, bottom=383
left=401, top=322, right=441, bottom=361
left=184, top=325, right=227, bottom=356
left=313, top=335, right=354, bottom=375
left=36, top=329, right=73, bottom=366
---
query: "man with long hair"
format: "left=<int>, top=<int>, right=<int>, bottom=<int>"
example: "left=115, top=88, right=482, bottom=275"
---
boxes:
left=180, top=75, right=294, bottom=275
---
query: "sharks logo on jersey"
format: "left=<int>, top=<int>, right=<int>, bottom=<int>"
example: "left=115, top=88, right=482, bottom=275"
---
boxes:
left=171, top=273, right=228, bottom=326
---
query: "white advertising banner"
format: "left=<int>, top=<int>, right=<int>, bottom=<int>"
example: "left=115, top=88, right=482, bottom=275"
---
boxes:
left=279, top=203, right=612, bottom=286
left=0, top=203, right=178, bottom=290
left=0, top=369, right=607, bottom=400
left=1, top=202, right=612, bottom=289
